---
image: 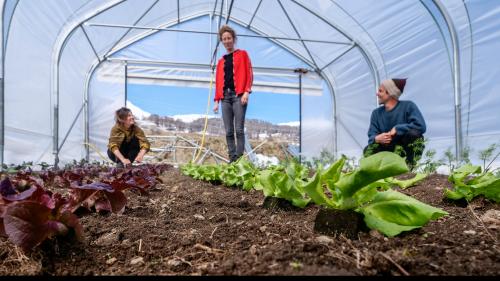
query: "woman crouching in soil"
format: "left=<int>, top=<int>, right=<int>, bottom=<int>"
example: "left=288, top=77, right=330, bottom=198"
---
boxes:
left=107, top=107, right=150, bottom=167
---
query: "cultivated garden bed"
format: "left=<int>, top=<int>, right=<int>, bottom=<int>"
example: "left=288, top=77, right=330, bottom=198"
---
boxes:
left=1, top=165, right=498, bottom=276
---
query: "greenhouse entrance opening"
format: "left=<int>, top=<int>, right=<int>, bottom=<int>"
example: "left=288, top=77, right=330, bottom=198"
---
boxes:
left=120, top=59, right=324, bottom=166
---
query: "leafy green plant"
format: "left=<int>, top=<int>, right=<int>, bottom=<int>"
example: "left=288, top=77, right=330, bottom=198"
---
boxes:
left=363, top=138, right=425, bottom=171
left=302, top=148, right=337, bottom=170
left=338, top=154, right=358, bottom=173
left=181, top=158, right=258, bottom=191
left=219, top=158, right=258, bottom=191
left=415, top=149, right=444, bottom=174
left=2, top=161, right=34, bottom=174
left=442, top=145, right=471, bottom=173
left=181, top=162, right=222, bottom=182
left=477, top=143, right=500, bottom=173
left=254, top=159, right=311, bottom=208
left=0, top=163, right=170, bottom=251
left=303, top=152, right=448, bottom=236
left=0, top=178, right=83, bottom=251
left=360, top=189, right=448, bottom=237
left=38, top=162, right=52, bottom=171
left=408, top=138, right=426, bottom=165
left=384, top=173, right=428, bottom=189
left=63, top=159, right=88, bottom=170
left=444, top=164, right=500, bottom=203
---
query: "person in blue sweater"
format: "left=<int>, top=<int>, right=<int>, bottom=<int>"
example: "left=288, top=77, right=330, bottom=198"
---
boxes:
left=364, top=78, right=426, bottom=169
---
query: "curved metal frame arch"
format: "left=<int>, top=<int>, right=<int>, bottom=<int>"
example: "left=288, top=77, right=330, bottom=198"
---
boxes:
left=290, top=0, right=381, bottom=90
left=430, top=0, right=463, bottom=160
left=51, top=0, right=470, bottom=166
left=328, top=0, right=387, bottom=80
left=51, top=0, right=126, bottom=168
left=1, top=0, right=21, bottom=168
left=92, top=5, right=385, bottom=157
left=83, top=11, right=323, bottom=159
left=462, top=1, right=474, bottom=141
left=85, top=11, right=343, bottom=159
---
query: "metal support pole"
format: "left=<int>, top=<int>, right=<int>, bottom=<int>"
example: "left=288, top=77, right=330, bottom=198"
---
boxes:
left=0, top=3, right=4, bottom=169
left=0, top=77, right=3, bottom=169
left=86, top=22, right=352, bottom=46
left=173, top=136, right=178, bottom=163
left=432, top=0, right=462, bottom=161
left=124, top=62, right=128, bottom=106
left=298, top=72, right=302, bottom=162
left=295, top=68, right=308, bottom=163
left=53, top=97, right=59, bottom=168
left=108, top=57, right=308, bottom=73
left=58, top=103, right=85, bottom=151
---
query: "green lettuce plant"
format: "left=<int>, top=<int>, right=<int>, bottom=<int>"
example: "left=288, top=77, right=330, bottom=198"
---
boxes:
left=181, top=162, right=222, bottom=182
left=254, top=159, right=311, bottom=208
left=303, top=152, right=448, bottom=237
left=181, top=158, right=258, bottom=191
left=219, top=158, right=257, bottom=191
left=445, top=164, right=500, bottom=203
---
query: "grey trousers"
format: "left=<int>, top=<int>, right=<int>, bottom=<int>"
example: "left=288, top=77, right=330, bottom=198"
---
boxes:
left=221, top=89, right=247, bottom=162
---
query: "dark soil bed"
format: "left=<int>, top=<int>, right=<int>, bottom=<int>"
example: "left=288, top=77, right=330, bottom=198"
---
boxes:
left=1, top=169, right=499, bottom=276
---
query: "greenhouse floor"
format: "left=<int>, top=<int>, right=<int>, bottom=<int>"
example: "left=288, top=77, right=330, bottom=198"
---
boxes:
left=1, top=169, right=498, bottom=276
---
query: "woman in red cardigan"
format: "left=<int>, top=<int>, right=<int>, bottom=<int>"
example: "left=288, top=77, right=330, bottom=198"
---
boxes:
left=213, top=25, right=253, bottom=163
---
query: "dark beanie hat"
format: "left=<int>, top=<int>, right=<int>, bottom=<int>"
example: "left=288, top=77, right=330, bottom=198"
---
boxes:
left=393, top=78, right=407, bottom=93
left=381, top=78, right=407, bottom=99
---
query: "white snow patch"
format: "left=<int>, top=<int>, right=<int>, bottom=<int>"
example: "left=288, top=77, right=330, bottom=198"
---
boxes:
left=171, top=114, right=217, bottom=123
left=278, top=121, right=300, bottom=127
left=126, top=101, right=151, bottom=120
left=254, top=153, right=279, bottom=167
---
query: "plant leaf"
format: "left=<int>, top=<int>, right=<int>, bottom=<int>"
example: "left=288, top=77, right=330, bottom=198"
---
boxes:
left=476, top=178, right=500, bottom=203
left=321, top=157, right=345, bottom=187
left=0, top=178, right=17, bottom=196
left=358, top=190, right=448, bottom=237
left=386, top=173, right=428, bottom=189
left=448, top=164, right=481, bottom=185
left=256, top=170, right=277, bottom=197
left=302, top=170, right=336, bottom=208
left=1, top=186, right=37, bottom=202
left=3, top=201, right=54, bottom=251
left=0, top=205, right=6, bottom=237
left=58, top=211, right=83, bottom=241
left=444, top=188, right=467, bottom=200
left=290, top=197, right=311, bottom=209
left=104, top=190, right=127, bottom=214
left=337, top=152, right=409, bottom=199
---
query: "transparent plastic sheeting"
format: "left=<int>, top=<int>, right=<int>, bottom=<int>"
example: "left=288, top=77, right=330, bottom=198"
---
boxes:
left=2, top=0, right=500, bottom=167
left=124, top=64, right=322, bottom=96
left=88, top=61, right=126, bottom=163
left=4, top=1, right=84, bottom=164
left=301, top=77, right=335, bottom=161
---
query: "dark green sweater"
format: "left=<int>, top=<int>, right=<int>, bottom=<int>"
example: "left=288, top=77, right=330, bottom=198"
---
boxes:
left=367, top=100, right=426, bottom=144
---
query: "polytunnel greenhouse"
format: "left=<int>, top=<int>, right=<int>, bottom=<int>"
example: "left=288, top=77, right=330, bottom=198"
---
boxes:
left=1, top=0, right=500, bottom=167
left=1, top=1, right=500, bottom=277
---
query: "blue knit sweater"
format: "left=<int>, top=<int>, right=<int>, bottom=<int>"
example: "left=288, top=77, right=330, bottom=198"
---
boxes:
left=367, top=100, right=426, bottom=144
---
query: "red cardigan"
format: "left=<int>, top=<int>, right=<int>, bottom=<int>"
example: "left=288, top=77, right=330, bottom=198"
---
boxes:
left=214, top=49, right=253, bottom=101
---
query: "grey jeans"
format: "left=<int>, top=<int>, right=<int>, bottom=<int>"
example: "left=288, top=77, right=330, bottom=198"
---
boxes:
left=221, top=89, right=247, bottom=162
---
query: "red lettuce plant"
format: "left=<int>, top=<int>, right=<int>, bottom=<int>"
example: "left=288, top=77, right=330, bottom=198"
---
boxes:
left=0, top=163, right=170, bottom=251
left=0, top=178, right=83, bottom=251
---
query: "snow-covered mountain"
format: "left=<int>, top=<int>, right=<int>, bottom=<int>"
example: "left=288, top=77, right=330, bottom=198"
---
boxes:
left=127, top=101, right=151, bottom=120
left=171, top=114, right=218, bottom=123
left=278, top=121, right=300, bottom=127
